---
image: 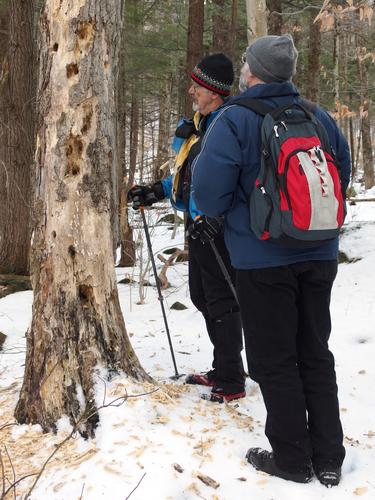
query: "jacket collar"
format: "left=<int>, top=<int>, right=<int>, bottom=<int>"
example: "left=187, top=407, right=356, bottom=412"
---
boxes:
left=231, top=81, right=300, bottom=103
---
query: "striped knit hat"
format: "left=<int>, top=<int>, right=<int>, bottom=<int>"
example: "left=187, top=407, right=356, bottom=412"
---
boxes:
left=191, top=53, right=234, bottom=96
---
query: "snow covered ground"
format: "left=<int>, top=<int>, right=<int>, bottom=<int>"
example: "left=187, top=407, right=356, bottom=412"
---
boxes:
left=0, top=201, right=374, bottom=499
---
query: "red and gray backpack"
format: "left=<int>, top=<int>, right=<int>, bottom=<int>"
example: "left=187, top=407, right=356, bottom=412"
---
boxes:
left=237, top=99, right=346, bottom=248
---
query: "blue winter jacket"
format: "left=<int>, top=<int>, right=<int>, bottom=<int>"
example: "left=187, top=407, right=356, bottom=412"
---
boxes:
left=191, top=82, right=351, bottom=269
left=161, top=110, right=219, bottom=221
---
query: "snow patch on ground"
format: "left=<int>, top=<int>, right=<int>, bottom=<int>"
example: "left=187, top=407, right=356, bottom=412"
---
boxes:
left=0, top=203, right=374, bottom=499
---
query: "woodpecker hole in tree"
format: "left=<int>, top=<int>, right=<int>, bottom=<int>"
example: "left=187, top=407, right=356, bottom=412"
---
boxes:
left=68, top=245, right=76, bottom=258
left=76, top=20, right=95, bottom=39
left=65, top=134, right=83, bottom=177
left=81, top=105, right=93, bottom=135
left=79, top=284, right=93, bottom=304
left=66, top=63, right=79, bottom=78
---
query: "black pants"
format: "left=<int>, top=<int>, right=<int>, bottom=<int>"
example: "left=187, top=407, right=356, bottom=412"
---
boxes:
left=188, top=234, right=244, bottom=393
left=237, top=260, right=345, bottom=472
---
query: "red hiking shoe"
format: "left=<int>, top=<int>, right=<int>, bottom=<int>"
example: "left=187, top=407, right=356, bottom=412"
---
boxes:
left=185, top=372, right=215, bottom=387
left=202, top=387, right=246, bottom=403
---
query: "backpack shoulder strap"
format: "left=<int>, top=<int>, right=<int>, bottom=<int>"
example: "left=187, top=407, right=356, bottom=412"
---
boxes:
left=234, top=98, right=274, bottom=116
left=236, top=97, right=318, bottom=118
left=298, top=97, right=318, bottom=113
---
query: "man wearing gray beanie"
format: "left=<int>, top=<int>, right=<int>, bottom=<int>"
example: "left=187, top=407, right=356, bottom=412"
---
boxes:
left=246, top=34, right=298, bottom=83
left=192, top=34, right=350, bottom=488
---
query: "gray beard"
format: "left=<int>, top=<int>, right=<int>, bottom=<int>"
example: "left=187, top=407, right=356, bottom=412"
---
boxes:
left=192, top=102, right=199, bottom=112
left=239, top=74, right=250, bottom=93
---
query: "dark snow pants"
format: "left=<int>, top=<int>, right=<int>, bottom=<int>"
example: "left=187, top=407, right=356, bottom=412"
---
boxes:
left=188, top=234, right=245, bottom=393
left=237, top=260, right=345, bottom=472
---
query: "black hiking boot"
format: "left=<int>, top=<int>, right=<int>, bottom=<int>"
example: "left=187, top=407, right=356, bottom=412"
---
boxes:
left=314, top=467, right=341, bottom=488
left=185, top=370, right=216, bottom=387
left=246, top=448, right=313, bottom=484
left=201, top=386, right=246, bottom=403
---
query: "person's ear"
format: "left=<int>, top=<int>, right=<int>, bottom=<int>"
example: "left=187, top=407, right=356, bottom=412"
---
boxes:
left=212, top=92, right=223, bottom=104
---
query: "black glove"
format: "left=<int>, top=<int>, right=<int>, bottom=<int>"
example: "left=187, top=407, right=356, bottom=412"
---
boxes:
left=127, top=182, right=165, bottom=210
left=188, top=216, right=224, bottom=244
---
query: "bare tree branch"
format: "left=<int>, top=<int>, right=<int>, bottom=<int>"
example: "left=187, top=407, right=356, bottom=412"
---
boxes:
left=4, top=446, right=16, bottom=500
left=0, top=387, right=159, bottom=499
left=157, top=249, right=187, bottom=290
left=125, top=472, right=146, bottom=500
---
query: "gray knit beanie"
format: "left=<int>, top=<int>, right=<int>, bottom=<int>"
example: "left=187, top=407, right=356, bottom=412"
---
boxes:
left=246, top=34, right=298, bottom=83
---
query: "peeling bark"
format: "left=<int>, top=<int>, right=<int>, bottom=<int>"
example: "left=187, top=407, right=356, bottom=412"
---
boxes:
left=15, top=0, right=150, bottom=437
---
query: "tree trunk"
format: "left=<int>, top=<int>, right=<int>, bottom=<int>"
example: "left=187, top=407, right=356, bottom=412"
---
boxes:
left=185, top=0, right=204, bottom=116
left=15, top=0, right=150, bottom=437
left=266, top=0, right=282, bottom=35
left=118, top=199, right=136, bottom=267
left=357, top=47, right=374, bottom=189
left=291, top=22, right=302, bottom=90
left=245, top=0, right=267, bottom=44
left=354, top=5, right=374, bottom=189
left=212, top=0, right=230, bottom=54
left=305, top=10, right=321, bottom=103
left=154, top=77, right=172, bottom=182
left=117, top=0, right=137, bottom=267
left=333, top=17, right=340, bottom=112
left=119, top=86, right=138, bottom=268
left=129, top=87, right=139, bottom=183
left=228, top=0, right=238, bottom=60
left=0, top=0, right=35, bottom=275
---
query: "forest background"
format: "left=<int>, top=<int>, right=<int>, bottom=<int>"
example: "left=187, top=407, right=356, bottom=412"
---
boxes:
left=0, top=0, right=374, bottom=277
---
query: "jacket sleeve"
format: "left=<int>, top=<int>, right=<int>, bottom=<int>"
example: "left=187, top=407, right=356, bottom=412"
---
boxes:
left=161, top=175, right=172, bottom=199
left=317, top=109, right=351, bottom=195
left=192, top=111, right=242, bottom=217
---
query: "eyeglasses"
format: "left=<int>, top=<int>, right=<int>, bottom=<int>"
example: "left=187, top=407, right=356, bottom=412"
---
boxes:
left=191, top=82, right=202, bottom=91
left=190, top=81, right=210, bottom=93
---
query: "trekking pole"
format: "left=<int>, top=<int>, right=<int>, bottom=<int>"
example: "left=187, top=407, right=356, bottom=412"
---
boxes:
left=139, top=207, right=180, bottom=379
left=209, top=239, right=239, bottom=305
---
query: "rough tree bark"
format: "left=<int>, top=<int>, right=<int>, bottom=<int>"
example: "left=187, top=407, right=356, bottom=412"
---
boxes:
left=0, top=0, right=35, bottom=275
left=185, top=0, right=204, bottom=116
left=15, top=0, right=150, bottom=436
left=212, top=0, right=230, bottom=54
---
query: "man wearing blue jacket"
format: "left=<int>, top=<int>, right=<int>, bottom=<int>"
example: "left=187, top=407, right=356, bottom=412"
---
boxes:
left=192, top=35, right=350, bottom=486
left=128, top=54, right=245, bottom=403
